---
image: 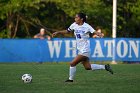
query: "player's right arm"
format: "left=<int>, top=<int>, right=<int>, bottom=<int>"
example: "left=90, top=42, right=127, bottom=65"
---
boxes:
left=52, top=22, right=75, bottom=37
left=52, top=31, right=69, bottom=37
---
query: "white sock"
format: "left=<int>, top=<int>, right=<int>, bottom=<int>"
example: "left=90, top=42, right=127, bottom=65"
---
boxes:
left=69, top=66, right=76, bottom=80
left=91, top=64, right=105, bottom=70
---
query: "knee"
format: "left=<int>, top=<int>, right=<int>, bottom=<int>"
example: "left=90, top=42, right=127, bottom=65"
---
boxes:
left=85, top=67, right=91, bottom=70
left=70, top=62, right=76, bottom=67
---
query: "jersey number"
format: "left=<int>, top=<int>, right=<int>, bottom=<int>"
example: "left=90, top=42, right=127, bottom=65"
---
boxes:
left=76, top=34, right=81, bottom=39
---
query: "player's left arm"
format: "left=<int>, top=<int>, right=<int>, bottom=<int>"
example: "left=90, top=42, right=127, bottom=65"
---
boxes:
left=88, top=25, right=95, bottom=37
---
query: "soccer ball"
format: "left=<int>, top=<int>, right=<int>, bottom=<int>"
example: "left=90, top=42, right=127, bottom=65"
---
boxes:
left=22, top=74, right=32, bottom=83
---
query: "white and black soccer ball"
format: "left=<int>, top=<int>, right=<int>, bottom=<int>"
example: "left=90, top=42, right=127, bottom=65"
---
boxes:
left=22, top=74, right=32, bottom=83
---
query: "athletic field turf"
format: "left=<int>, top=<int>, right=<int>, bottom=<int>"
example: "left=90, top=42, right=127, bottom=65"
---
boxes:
left=0, top=63, right=140, bottom=93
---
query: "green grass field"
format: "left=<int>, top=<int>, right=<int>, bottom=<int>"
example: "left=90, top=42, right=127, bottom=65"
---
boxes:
left=0, top=63, right=140, bottom=93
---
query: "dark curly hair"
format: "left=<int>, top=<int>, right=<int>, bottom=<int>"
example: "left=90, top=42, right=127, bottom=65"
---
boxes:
left=77, top=13, right=87, bottom=22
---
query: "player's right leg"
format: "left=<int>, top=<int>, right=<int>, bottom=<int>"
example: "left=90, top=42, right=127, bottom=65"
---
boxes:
left=65, top=55, right=88, bottom=82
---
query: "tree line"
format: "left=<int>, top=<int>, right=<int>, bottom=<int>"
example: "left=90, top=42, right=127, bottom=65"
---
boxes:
left=0, top=0, right=140, bottom=38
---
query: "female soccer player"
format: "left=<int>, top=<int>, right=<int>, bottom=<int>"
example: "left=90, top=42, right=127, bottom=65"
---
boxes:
left=52, top=13, right=113, bottom=82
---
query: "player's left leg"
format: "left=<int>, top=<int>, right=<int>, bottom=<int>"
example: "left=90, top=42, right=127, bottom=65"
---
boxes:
left=81, top=57, right=113, bottom=74
left=81, top=56, right=105, bottom=70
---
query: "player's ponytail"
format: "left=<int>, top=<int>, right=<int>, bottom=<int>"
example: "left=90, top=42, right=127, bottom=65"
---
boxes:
left=77, top=13, right=87, bottom=22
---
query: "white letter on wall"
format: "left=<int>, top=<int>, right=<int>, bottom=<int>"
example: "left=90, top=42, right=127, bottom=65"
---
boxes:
left=48, top=41, right=62, bottom=58
left=128, top=41, right=139, bottom=58
left=104, top=40, right=113, bottom=57
left=92, top=40, right=104, bottom=57
left=117, top=40, right=128, bottom=58
left=65, top=40, right=77, bottom=57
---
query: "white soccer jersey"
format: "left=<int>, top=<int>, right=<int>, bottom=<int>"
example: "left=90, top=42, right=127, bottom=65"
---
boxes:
left=67, top=22, right=95, bottom=57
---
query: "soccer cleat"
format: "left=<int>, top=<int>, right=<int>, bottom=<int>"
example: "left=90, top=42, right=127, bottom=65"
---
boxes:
left=65, top=79, right=73, bottom=82
left=105, top=64, right=113, bottom=74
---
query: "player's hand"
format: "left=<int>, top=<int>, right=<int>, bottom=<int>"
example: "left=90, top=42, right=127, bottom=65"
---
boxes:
left=52, top=32, right=58, bottom=37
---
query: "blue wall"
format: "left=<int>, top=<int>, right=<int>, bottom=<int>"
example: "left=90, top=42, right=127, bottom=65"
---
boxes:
left=0, top=38, right=140, bottom=62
